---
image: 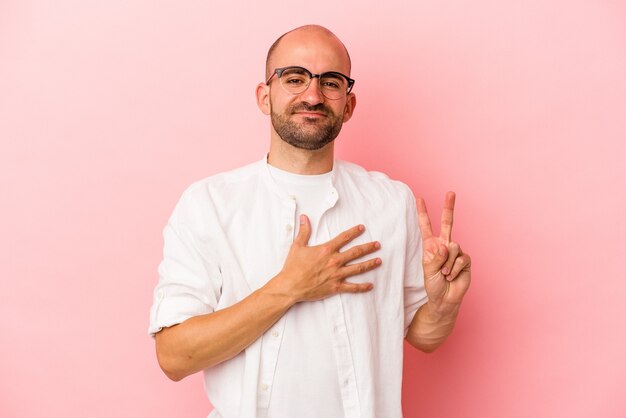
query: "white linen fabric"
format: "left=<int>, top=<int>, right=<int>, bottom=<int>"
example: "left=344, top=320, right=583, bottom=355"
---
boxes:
left=265, top=164, right=343, bottom=417
left=148, top=156, right=428, bottom=418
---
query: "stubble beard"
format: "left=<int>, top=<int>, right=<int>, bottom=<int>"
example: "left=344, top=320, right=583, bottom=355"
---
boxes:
left=271, top=102, right=344, bottom=151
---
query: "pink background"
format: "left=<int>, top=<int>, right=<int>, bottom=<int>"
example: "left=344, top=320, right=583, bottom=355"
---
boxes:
left=1, top=1, right=625, bottom=417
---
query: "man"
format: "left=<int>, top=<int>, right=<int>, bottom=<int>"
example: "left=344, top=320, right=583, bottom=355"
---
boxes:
left=149, top=25, right=471, bottom=418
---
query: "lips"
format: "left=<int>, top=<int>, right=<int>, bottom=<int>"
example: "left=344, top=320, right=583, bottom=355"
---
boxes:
left=290, top=104, right=329, bottom=117
left=294, top=111, right=326, bottom=117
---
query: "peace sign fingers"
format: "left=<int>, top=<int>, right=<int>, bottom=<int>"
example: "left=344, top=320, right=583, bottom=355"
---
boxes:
left=417, top=192, right=456, bottom=242
left=417, top=191, right=471, bottom=313
left=440, top=191, right=456, bottom=243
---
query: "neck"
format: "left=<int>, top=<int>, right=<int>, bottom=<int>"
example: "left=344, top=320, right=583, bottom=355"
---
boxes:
left=268, top=134, right=334, bottom=175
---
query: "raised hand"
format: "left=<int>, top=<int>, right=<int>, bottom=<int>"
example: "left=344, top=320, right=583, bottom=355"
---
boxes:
left=273, top=214, right=382, bottom=303
left=417, top=192, right=471, bottom=310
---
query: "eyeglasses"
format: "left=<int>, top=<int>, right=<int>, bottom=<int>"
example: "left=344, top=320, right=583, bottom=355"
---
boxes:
left=266, top=66, right=355, bottom=100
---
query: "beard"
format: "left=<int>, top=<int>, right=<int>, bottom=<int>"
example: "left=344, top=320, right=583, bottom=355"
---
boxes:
left=271, top=101, right=344, bottom=151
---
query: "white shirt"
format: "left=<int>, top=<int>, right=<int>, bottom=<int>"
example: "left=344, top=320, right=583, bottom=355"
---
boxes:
left=265, top=164, right=343, bottom=417
left=149, top=156, right=428, bottom=418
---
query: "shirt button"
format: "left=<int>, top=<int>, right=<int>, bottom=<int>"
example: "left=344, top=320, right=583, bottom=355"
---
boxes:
left=343, top=379, right=350, bottom=387
left=285, top=224, right=293, bottom=232
left=261, top=383, right=269, bottom=391
left=271, top=331, right=279, bottom=338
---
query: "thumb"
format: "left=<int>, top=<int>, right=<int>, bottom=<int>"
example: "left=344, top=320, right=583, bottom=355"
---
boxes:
left=423, top=243, right=448, bottom=276
left=295, top=214, right=311, bottom=246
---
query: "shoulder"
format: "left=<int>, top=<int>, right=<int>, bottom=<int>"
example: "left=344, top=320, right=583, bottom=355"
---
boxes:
left=168, top=159, right=265, bottom=224
left=334, top=159, right=415, bottom=203
left=182, top=159, right=265, bottom=201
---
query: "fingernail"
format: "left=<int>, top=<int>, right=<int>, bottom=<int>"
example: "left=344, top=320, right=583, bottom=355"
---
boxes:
left=300, top=215, right=305, bottom=224
left=359, top=224, right=365, bottom=231
left=374, top=242, right=381, bottom=249
left=376, top=258, right=382, bottom=265
left=442, top=267, right=450, bottom=275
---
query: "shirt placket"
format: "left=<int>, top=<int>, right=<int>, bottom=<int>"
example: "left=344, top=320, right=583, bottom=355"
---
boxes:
left=321, top=186, right=362, bottom=418
left=256, top=196, right=297, bottom=415
left=324, top=296, right=361, bottom=418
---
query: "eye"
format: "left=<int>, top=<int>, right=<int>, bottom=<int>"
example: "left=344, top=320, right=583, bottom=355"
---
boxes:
left=281, top=68, right=309, bottom=87
left=320, top=75, right=344, bottom=90
left=322, top=80, right=340, bottom=89
left=284, top=76, right=306, bottom=85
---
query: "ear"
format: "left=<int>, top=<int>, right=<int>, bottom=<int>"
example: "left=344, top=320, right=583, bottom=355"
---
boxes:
left=341, top=92, right=357, bottom=123
left=256, top=83, right=271, bottom=115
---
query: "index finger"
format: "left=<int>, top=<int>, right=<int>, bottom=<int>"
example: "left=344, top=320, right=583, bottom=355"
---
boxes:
left=440, top=191, right=456, bottom=243
left=329, top=224, right=366, bottom=251
left=416, top=197, right=434, bottom=240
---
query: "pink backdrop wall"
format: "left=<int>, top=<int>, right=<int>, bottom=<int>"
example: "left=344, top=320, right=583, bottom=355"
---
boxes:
left=1, top=1, right=625, bottom=417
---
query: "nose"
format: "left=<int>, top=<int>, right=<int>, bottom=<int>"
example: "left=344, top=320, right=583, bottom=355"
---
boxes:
left=298, top=76, right=325, bottom=105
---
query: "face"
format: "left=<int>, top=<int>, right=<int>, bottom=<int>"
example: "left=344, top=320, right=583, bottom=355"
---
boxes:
left=258, top=29, right=356, bottom=151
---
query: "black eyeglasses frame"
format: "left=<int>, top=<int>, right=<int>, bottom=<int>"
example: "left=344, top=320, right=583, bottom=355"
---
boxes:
left=265, top=66, right=355, bottom=98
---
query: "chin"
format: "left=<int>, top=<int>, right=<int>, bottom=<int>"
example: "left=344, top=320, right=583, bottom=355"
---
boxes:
left=286, top=138, right=335, bottom=151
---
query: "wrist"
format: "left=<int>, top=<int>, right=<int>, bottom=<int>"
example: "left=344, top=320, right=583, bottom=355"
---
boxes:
left=261, top=272, right=299, bottom=309
left=423, top=300, right=460, bottom=323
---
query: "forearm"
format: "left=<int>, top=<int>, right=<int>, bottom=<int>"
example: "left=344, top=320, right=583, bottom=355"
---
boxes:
left=154, top=219, right=380, bottom=381
left=405, top=301, right=460, bottom=353
left=155, top=277, right=295, bottom=381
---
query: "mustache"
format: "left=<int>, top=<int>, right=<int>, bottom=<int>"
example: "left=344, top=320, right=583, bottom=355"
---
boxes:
left=289, top=103, right=330, bottom=115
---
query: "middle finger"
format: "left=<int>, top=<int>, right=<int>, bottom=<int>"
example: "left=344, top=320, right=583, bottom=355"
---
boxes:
left=338, top=241, right=381, bottom=265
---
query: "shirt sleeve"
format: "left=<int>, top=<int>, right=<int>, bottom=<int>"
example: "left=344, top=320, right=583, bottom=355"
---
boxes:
left=148, top=186, right=222, bottom=336
left=403, top=187, right=428, bottom=336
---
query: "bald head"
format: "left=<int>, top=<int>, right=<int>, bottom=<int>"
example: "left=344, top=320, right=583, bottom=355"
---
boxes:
left=265, top=25, right=352, bottom=80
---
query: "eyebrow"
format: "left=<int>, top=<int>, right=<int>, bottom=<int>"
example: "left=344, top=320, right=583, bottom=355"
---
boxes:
left=322, top=72, right=344, bottom=79
left=286, top=67, right=308, bottom=74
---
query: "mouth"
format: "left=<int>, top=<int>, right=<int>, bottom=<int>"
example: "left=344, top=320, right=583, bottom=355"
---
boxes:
left=293, top=111, right=327, bottom=118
